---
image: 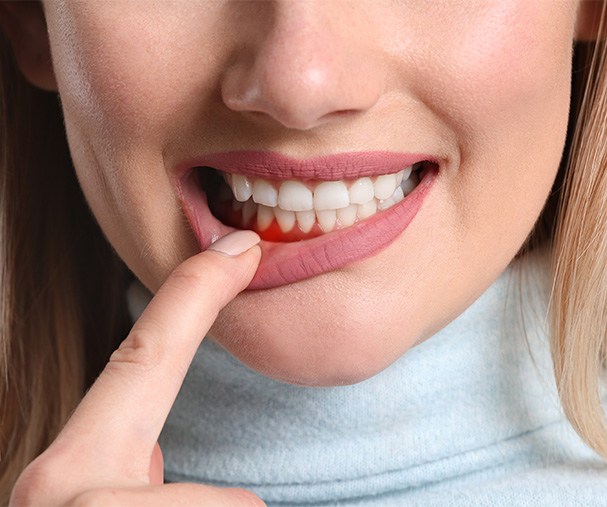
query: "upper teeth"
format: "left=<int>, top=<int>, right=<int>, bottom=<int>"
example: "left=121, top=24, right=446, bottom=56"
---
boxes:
left=223, top=166, right=414, bottom=212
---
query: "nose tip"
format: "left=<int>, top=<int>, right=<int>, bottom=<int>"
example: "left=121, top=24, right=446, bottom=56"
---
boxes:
left=222, top=61, right=380, bottom=131
left=220, top=10, right=384, bottom=131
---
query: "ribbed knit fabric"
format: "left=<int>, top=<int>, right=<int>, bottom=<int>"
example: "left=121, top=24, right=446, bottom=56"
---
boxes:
left=127, top=247, right=607, bottom=506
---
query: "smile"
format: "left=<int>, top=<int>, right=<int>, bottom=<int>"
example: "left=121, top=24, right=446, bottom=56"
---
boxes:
left=175, top=151, right=440, bottom=289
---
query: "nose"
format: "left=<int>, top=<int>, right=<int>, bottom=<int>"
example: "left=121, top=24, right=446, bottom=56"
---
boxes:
left=221, top=2, right=384, bottom=131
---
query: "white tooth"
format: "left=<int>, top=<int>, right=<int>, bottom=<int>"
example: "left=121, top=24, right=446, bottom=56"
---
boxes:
left=374, top=174, right=397, bottom=200
left=395, top=170, right=404, bottom=186
left=274, top=208, right=296, bottom=233
left=296, top=210, right=316, bottom=233
left=314, top=181, right=350, bottom=210
left=257, top=205, right=274, bottom=230
left=395, top=166, right=412, bottom=186
left=378, top=186, right=405, bottom=211
left=348, top=177, right=374, bottom=205
left=316, top=209, right=337, bottom=232
left=242, top=199, right=256, bottom=226
left=401, top=176, right=418, bottom=196
left=222, top=172, right=232, bottom=185
left=378, top=196, right=395, bottom=211
left=337, top=204, right=358, bottom=228
left=278, top=180, right=313, bottom=211
left=357, top=199, right=377, bottom=219
left=252, top=179, right=278, bottom=207
left=231, top=174, right=253, bottom=202
left=402, top=166, right=413, bottom=181
left=392, top=186, right=405, bottom=203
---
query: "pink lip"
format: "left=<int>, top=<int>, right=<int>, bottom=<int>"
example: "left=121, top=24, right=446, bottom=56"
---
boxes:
left=175, top=150, right=439, bottom=181
left=174, top=151, right=440, bottom=290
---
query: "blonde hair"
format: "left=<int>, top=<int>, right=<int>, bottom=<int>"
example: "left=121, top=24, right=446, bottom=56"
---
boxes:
left=549, top=7, right=607, bottom=455
left=1, top=7, right=607, bottom=505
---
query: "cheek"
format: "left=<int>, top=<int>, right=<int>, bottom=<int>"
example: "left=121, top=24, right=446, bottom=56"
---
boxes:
left=427, top=2, right=575, bottom=113
left=62, top=119, right=196, bottom=287
left=45, top=2, right=231, bottom=147
left=45, top=3, right=214, bottom=285
left=422, top=2, right=574, bottom=247
left=47, top=7, right=176, bottom=143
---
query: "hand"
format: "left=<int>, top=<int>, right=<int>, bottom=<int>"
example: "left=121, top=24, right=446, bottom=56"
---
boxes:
left=10, top=230, right=266, bottom=506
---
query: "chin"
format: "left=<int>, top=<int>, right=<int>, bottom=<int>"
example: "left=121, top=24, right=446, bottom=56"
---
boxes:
left=209, top=314, right=418, bottom=387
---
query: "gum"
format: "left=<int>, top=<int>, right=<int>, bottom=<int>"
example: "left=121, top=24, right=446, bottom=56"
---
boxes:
left=217, top=199, right=327, bottom=242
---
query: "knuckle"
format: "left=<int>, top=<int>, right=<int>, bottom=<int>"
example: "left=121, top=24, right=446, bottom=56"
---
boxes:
left=108, top=327, right=162, bottom=374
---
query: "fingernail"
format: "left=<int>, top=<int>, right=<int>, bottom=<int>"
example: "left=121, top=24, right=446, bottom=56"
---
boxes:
left=207, top=230, right=261, bottom=257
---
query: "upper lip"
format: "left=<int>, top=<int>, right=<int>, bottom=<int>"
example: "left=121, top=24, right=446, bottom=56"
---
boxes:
left=175, top=150, right=438, bottom=181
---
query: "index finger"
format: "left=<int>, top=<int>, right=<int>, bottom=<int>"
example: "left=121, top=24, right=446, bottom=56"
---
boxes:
left=51, top=231, right=261, bottom=480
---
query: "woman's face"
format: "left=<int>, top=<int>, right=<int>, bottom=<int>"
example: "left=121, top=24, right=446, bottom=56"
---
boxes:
left=31, top=1, right=581, bottom=385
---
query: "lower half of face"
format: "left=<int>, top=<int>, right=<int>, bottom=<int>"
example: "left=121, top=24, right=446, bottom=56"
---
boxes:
left=47, top=0, right=577, bottom=386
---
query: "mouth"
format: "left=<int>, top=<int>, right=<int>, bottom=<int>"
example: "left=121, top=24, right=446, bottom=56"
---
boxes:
left=175, top=151, right=440, bottom=290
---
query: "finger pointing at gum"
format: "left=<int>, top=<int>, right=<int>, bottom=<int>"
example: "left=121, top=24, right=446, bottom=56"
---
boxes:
left=47, top=230, right=261, bottom=483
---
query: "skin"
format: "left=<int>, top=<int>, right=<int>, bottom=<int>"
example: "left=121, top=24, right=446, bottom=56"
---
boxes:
left=1, top=0, right=600, bottom=503
left=2, top=0, right=595, bottom=387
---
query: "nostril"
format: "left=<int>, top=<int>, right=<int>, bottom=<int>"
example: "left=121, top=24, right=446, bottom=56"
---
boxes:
left=313, top=108, right=360, bottom=126
left=327, top=109, right=358, bottom=118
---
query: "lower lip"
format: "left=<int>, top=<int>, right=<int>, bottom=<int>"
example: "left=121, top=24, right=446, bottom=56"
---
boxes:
left=178, top=166, right=439, bottom=290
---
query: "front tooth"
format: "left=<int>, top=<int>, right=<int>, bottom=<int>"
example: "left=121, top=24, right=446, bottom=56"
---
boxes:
left=374, top=174, right=397, bottom=200
left=337, top=204, right=358, bottom=228
left=348, top=177, right=374, bottom=205
left=278, top=180, right=313, bottom=211
left=232, top=174, right=253, bottom=202
left=314, top=181, right=350, bottom=210
left=252, top=179, right=278, bottom=207
left=296, top=210, right=316, bottom=233
left=357, top=199, right=377, bottom=219
left=242, top=199, right=256, bottom=226
left=316, top=209, right=337, bottom=232
left=257, top=205, right=274, bottom=230
left=274, top=208, right=296, bottom=233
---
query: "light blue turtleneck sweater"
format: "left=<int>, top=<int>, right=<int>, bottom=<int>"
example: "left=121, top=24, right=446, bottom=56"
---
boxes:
left=127, top=248, right=607, bottom=506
